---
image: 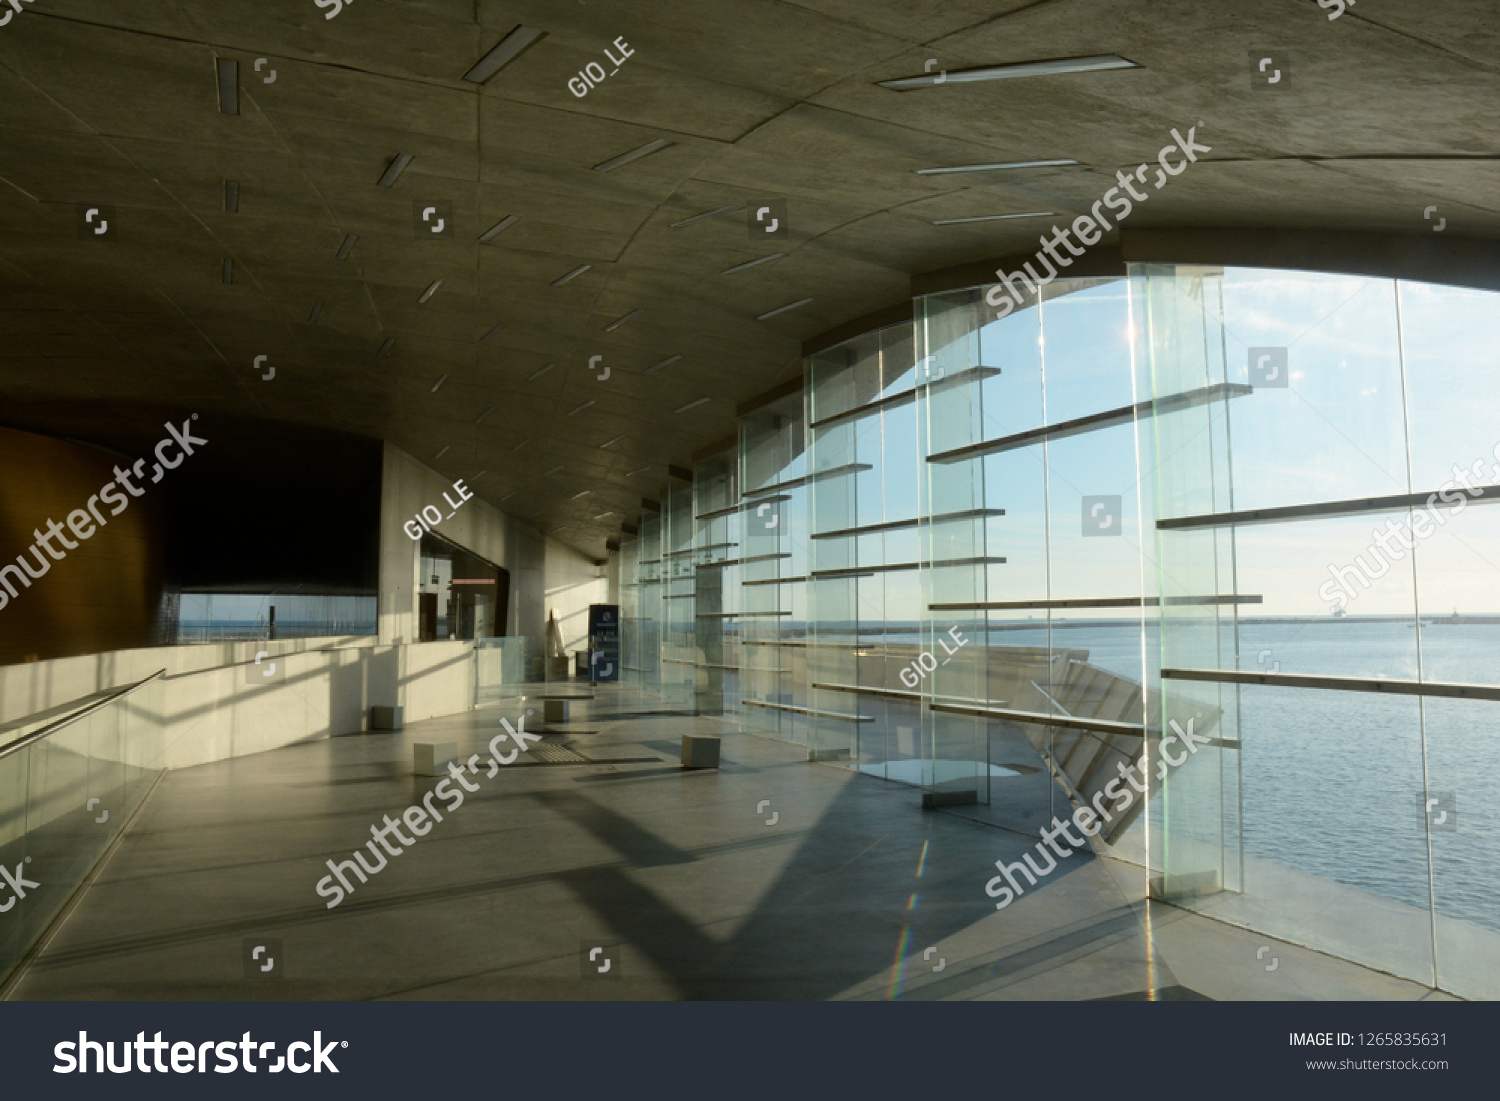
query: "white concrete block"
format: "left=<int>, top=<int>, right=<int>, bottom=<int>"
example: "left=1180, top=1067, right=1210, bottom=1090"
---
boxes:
left=414, top=741, right=457, bottom=776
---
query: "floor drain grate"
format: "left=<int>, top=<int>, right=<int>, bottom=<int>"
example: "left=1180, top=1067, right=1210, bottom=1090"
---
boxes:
left=525, top=744, right=590, bottom=764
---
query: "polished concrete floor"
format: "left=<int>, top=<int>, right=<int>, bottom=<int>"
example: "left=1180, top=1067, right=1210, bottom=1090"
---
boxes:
left=7, top=686, right=1452, bottom=1000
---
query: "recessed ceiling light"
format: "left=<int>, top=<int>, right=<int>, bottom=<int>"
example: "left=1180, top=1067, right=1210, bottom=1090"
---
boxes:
left=915, top=159, right=1079, bottom=175
left=221, top=259, right=234, bottom=285
left=480, top=322, right=504, bottom=342
left=879, top=54, right=1137, bottom=91
left=670, top=204, right=740, bottom=228
left=511, top=439, right=530, bottom=452
left=593, top=139, right=673, bottom=173
left=308, top=300, right=324, bottom=323
left=336, top=235, right=358, bottom=260
left=599, top=435, right=625, bottom=448
left=463, top=25, right=547, bottom=84
left=215, top=58, right=239, bottom=115
left=377, top=153, right=414, bottom=188
left=544, top=465, right=564, bottom=477
left=757, top=298, right=813, bottom=321
left=224, top=181, right=239, bottom=213
left=644, top=355, right=681, bottom=375
left=528, top=363, right=555, bottom=381
left=476, top=407, right=495, bottom=424
left=552, top=264, right=591, bottom=287
left=479, top=215, right=520, bottom=242
left=930, top=211, right=1055, bottom=226
left=626, top=467, right=650, bottom=477
left=418, top=279, right=443, bottom=303
left=675, top=398, right=711, bottom=414
left=430, top=374, right=449, bottom=393
left=377, top=338, right=395, bottom=359
left=567, top=400, right=595, bottom=416
left=604, top=309, right=644, bottom=332
left=571, top=490, right=592, bottom=500
left=722, top=253, right=785, bottom=275
left=435, top=445, right=451, bottom=459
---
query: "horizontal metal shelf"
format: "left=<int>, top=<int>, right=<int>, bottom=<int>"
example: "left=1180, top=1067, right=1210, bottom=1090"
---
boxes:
left=1157, top=484, right=1500, bottom=531
left=695, top=498, right=789, bottom=522
left=697, top=611, right=791, bottom=619
left=810, top=508, right=1006, bottom=540
left=1162, top=667, right=1500, bottom=701
left=741, top=698, right=873, bottom=722
left=928, top=382, right=1253, bottom=466
left=742, top=463, right=874, bottom=499
left=807, top=366, right=1003, bottom=431
left=742, top=576, right=809, bottom=586
left=697, top=552, right=792, bottom=570
left=930, top=594, right=1261, bottom=612
left=813, top=556, right=1007, bottom=581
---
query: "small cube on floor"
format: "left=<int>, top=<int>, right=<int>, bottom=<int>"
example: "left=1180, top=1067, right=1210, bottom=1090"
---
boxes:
left=371, top=705, right=404, bottom=731
left=414, top=742, right=456, bottom=776
left=544, top=699, right=570, bottom=724
left=681, top=734, right=720, bottom=769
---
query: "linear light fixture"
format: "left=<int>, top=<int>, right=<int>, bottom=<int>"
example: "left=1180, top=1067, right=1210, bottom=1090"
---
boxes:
left=544, top=465, right=564, bottom=477
left=501, top=491, right=517, bottom=502
left=215, top=58, right=239, bottom=115
left=593, top=138, right=672, bottom=173
left=463, top=25, right=547, bottom=84
left=644, top=355, right=681, bottom=375
left=473, top=470, right=487, bottom=480
left=604, top=309, right=644, bottom=332
left=479, top=215, right=519, bottom=242
left=476, top=407, right=495, bottom=424
left=552, top=264, right=591, bottom=287
left=308, top=300, right=324, bottom=323
left=430, top=374, right=449, bottom=393
left=930, top=211, right=1055, bottom=226
left=571, top=490, right=592, bottom=500
left=336, top=235, right=358, bottom=260
left=377, top=153, right=414, bottom=188
left=599, top=435, right=625, bottom=448
left=377, top=338, right=395, bottom=359
left=722, top=253, right=785, bottom=275
left=879, top=54, right=1137, bottom=91
left=528, top=363, right=555, bottom=380
left=224, top=181, right=240, bottom=213
left=567, top=400, right=595, bottom=416
left=435, top=445, right=451, bottom=459
left=221, top=259, right=234, bottom=285
left=594, top=511, right=616, bottom=520
left=670, top=204, right=740, bottom=228
left=675, top=398, right=710, bottom=414
left=418, top=279, right=443, bottom=304
left=626, top=467, right=650, bottom=477
left=915, top=159, right=1079, bottom=175
left=511, top=439, right=530, bottom=452
left=480, top=322, right=504, bottom=342
left=757, top=297, right=813, bottom=321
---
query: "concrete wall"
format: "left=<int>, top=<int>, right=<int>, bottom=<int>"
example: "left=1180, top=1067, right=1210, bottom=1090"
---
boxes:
left=378, top=444, right=549, bottom=644
left=545, top=536, right=608, bottom=656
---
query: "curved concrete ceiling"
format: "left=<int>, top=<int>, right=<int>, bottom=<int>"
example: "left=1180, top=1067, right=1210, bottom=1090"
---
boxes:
left=0, top=0, right=1497, bottom=557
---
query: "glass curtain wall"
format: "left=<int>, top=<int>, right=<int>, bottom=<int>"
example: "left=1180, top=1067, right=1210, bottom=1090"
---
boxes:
left=915, top=278, right=1153, bottom=828
left=805, top=324, right=922, bottom=779
left=661, top=477, right=696, bottom=710
left=693, top=449, right=741, bottom=717
left=618, top=532, right=642, bottom=689
left=636, top=510, right=664, bottom=695
left=738, top=391, right=808, bottom=744
left=1136, top=262, right=1500, bottom=999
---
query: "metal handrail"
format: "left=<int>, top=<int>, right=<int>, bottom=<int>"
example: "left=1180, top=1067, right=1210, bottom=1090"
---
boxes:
left=0, top=669, right=165, bottom=762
